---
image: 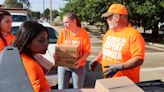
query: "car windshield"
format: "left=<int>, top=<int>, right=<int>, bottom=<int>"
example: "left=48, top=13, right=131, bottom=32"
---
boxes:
left=12, top=15, right=27, bottom=22
left=47, top=27, right=58, bottom=43
left=11, top=26, right=58, bottom=43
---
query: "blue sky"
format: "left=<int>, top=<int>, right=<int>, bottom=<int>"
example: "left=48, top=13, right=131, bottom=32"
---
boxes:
left=0, top=0, right=68, bottom=13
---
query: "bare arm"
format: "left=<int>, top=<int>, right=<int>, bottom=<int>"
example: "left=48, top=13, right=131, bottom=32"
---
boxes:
left=94, top=50, right=103, bottom=62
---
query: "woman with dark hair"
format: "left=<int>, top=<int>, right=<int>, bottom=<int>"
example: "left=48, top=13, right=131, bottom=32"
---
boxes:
left=0, top=10, right=15, bottom=51
left=56, top=12, right=91, bottom=89
left=12, top=21, right=51, bottom=92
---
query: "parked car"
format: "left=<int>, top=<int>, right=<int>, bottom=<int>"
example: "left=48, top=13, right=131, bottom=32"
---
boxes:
left=11, top=13, right=29, bottom=22
left=11, top=21, right=58, bottom=87
left=158, top=22, right=164, bottom=31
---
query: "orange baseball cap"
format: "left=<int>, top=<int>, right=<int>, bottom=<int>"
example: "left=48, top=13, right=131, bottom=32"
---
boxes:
left=102, top=4, right=128, bottom=17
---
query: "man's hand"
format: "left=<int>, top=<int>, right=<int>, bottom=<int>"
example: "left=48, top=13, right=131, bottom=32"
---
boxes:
left=89, top=60, right=99, bottom=71
left=103, top=64, right=123, bottom=78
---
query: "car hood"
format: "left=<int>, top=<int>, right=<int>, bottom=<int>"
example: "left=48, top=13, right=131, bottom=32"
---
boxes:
left=43, top=43, right=56, bottom=65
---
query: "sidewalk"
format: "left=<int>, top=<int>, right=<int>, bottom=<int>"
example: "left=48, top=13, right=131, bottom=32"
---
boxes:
left=146, top=42, right=164, bottom=48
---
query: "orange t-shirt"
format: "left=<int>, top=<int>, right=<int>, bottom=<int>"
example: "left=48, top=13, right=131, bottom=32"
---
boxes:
left=21, top=53, right=51, bottom=92
left=57, top=28, right=91, bottom=66
left=102, top=24, right=145, bottom=82
left=0, top=34, right=15, bottom=51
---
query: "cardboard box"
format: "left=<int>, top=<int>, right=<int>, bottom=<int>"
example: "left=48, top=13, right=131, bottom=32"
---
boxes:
left=55, top=58, right=77, bottom=68
left=55, top=44, right=80, bottom=58
left=95, top=76, right=144, bottom=92
left=34, top=54, right=53, bottom=75
left=53, top=88, right=96, bottom=92
left=80, top=89, right=96, bottom=92
left=55, top=50, right=80, bottom=59
left=55, top=44, right=81, bottom=68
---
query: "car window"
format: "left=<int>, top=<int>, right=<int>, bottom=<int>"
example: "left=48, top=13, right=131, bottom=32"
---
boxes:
left=11, top=26, right=58, bottom=43
left=12, top=15, right=27, bottom=22
left=11, top=27, right=19, bottom=35
left=47, top=27, right=58, bottom=43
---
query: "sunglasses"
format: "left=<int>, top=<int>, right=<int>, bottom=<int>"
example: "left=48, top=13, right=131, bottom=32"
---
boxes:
left=106, top=14, right=114, bottom=19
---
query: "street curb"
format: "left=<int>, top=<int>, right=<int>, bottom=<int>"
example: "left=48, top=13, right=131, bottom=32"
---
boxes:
left=146, top=42, right=164, bottom=48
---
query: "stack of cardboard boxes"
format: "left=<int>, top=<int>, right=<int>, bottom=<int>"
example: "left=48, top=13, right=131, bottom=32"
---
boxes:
left=55, top=44, right=80, bottom=68
left=54, top=76, right=144, bottom=92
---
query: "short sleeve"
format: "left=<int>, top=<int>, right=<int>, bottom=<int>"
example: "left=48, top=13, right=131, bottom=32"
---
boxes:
left=129, top=31, right=145, bottom=59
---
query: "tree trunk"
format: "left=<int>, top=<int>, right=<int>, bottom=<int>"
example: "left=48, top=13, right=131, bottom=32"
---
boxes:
left=152, top=26, right=159, bottom=41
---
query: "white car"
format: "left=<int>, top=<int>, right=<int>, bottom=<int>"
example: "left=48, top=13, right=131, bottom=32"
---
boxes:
left=158, top=22, right=164, bottom=31
left=11, top=21, right=58, bottom=87
left=11, top=13, right=29, bottom=22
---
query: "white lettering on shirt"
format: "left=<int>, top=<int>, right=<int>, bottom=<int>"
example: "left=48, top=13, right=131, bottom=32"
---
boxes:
left=103, top=36, right=126, bottom=61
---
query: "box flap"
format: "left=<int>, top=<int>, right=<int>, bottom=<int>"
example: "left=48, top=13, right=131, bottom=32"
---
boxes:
left=109, top=85, right=144, bottom=92
left=53, top=88, right=96, bottom=92
left=95, top=76, right=135, bottom=89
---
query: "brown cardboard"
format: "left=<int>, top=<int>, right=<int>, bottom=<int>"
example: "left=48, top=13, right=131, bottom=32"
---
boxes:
left=80, top=89, right=97, bottom=92
left=109, top=85, right=144, bottom=92
left=53, top=88, right=96, bottom=92
left=56, top=50, right=80, bottom=58
left=95, top=76, right=144, bottom=92
left=55, top=59, right=75, bottom=68
left=55, top=44, right=81, bottom=68
left=34, top=54, right=53, bottom=75
left=56, top=44, right=80, bottom=54
left=55, top=57, right=77, bottom=68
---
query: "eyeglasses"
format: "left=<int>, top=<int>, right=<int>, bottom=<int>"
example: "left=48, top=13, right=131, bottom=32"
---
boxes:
left=106, top=14, right=114, bottom=19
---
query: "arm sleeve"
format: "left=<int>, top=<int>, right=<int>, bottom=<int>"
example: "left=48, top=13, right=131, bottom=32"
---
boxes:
left=57, top=29, right=64, bottom=45
left=82, top=31, right=91, bottom=54
left=130, top=31, right=145, bottom=59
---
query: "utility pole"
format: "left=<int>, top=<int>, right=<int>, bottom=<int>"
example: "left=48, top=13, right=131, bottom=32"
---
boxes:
left=122, top=0, right=124, bottom=5
left=50, top=0, right=52, bottom=24
left=43, top=0, right=45, bottom=20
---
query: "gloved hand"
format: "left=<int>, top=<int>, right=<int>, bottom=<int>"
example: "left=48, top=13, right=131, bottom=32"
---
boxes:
left=103, top=64, right=123, bottom=78
left=89, top=60, right=99, bottom=71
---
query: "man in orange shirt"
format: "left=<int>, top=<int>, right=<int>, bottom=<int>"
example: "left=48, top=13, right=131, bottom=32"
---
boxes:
left=89, top=4, right=145, bottom=83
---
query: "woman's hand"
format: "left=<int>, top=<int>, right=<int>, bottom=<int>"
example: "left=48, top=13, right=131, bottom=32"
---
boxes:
left=73, top=59, right=82, bottom=69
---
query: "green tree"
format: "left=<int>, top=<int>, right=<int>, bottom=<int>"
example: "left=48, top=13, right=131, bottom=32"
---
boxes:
left=42, top=8, right=59, bottom=21
left=61, top=0, right=164, bottom=38
left=18, top=0, right=30, bottom=9
left=60, top=0, right=111, bottom=33
left=125, top=0, right=164, bottom=38
left=31, top=11, right=41, bottom=20
left=52, top=10, right=59, bottom=18
left=42, top=8, right=50, bottom=19
left=4, top=0, right=30, bottom=9
left=4, top=0, right=22, bottom=8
